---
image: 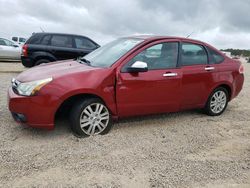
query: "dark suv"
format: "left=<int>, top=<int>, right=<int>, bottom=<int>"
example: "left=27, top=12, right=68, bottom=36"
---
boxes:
left=21, top=33, right=100, bottom=67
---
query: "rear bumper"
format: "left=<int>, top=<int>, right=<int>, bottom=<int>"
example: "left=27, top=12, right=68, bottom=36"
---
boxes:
left=231, top=74, right=244, bottom=99
left=8, top=87, right=55, bottom=130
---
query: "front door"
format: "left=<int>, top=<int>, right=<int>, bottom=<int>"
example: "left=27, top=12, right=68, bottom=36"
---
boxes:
left=116, top=41, right=182, bottom=117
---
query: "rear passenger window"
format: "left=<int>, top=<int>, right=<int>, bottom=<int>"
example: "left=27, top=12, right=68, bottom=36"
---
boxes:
left=181, top=43, right=208, bottom=66
left=51, top=35, right=73, bottom=48
left=74, top=37, right=96, bottom=49
left=208, top=48, right=225, bottom=64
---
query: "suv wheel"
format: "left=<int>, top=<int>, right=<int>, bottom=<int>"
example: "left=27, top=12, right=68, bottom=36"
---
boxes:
left=204, top=87, right=229, bottom=116
left=35, top=59, right=50, bottom=66
left=70, top=98, right=113, bottom=137
left=21, top=60, right=34, bottom=68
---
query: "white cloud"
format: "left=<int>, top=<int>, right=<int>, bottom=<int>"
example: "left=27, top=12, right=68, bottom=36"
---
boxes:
left=0, top=0, right=249, bottom=49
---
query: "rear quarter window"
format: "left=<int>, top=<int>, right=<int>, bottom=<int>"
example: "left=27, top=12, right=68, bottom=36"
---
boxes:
left=208, top=48, right=225, bottom=64
left=26, top=34, right=43, bottom=44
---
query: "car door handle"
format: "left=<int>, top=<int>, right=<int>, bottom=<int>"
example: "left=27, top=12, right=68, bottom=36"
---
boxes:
left=205, top=67, right=215, bottom=71
left=163, top=73, right=178, bottom=77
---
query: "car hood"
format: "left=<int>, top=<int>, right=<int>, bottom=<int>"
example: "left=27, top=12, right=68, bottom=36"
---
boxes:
left=16, top=60, right=100, bottom=82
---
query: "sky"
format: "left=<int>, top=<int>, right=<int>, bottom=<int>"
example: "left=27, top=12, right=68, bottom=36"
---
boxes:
left=0, top=0, right=250, bottom=49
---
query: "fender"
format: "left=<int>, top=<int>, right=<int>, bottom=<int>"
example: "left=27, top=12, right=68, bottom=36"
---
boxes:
left=53, top=87, right=117, bottom=117
left=207, top=81, right=233, bottom=101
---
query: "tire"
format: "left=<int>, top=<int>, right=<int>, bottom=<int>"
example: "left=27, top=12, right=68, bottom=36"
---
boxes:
left=204, top=87, right=229, bottom=116
left=70, top=98, right=113, bottom=137
left=34, top=59, right=50, bottom=66
left=21, top=60, right=34, bottom=68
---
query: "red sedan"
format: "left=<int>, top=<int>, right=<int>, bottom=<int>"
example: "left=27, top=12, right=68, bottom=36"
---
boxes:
left=8, top=36, right=244, bottom=137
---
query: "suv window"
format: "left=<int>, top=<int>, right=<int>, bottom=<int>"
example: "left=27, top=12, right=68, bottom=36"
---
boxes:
left=208, top=48, right=225, bottom=64
left=122, top=42, right=178, bottom=71
left=51, top=35, right=73, bottom=48
left=181, top=43, right=208, bottom=66
left=74, top=37, right=96, bottom=49
left=19, top=38, right=26, bottom=43
left=41, top=35, right=51, bottom=45
left=12, top=37, right=18, bottom=42
left=26, top=34, right=43, bottom=44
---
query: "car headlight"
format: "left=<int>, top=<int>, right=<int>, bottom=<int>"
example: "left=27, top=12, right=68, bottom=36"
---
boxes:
left=14, top=78, right=52, bottom=96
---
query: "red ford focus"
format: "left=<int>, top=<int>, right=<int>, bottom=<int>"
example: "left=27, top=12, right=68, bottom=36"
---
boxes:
left=8, top=36, right=244, bottom=137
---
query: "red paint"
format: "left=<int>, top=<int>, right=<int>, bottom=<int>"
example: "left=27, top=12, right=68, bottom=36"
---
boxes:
left=8, top=36, right=244, bottom=129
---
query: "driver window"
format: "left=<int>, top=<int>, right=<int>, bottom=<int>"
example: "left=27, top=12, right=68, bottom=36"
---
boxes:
left=122, top=42, right=178, bottom=72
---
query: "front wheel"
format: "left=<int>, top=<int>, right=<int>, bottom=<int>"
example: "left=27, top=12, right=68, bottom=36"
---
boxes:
left=204, top=87, right=229, bottom=116
left=70, top=98, right=113, bottom=137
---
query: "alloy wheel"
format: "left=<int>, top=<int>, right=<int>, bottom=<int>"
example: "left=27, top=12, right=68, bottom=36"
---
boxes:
left=210, top=90, right=227, bottom=114
left=79, top=103, right=109, bottom=135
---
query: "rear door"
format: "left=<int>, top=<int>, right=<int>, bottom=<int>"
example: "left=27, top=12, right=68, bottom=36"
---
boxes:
left=180, top=42, right=216, bottom=109
left=116, top=40, right=182, bottom=117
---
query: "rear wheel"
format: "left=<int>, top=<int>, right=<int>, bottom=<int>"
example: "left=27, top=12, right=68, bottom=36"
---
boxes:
left=35, top=59, right=50, bottom=66
left=204, top=87, right=229, bottom=116
left=21, top=60, right=34, bottom=68
left=70, top=98, right=113, bottom=137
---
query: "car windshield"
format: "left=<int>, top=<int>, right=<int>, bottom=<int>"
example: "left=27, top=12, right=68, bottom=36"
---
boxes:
left=83, top=38, right=144, bottom=67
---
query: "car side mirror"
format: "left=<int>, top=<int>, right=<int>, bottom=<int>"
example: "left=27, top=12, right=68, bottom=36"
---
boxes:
left=127, top=61, right=148, bottom=73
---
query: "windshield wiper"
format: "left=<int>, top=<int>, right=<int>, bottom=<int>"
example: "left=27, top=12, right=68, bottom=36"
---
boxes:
left=77, top=57, right=91, bottom=66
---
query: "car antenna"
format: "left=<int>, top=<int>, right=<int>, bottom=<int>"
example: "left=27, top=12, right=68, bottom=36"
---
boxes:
left=40, top=27, right=45, bottom=32
left=186, top=31, right=195, bottom=38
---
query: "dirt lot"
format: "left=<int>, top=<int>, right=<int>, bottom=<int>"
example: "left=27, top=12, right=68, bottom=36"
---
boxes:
left=0, top=61, right=250, bottom=188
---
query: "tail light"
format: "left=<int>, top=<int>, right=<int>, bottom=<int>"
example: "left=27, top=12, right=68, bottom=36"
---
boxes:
left=22, top=44, right=28, bottom=57
left=239, top=64, right=244, bottom=74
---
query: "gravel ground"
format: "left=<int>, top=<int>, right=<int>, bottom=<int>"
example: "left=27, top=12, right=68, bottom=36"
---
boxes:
left=0, top=62, right=250, bottom=188
left=0, top=62, right=26, bottom=73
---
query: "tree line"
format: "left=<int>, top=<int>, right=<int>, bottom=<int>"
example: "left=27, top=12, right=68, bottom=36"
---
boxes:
left=221, top=49, right=250, bottom=57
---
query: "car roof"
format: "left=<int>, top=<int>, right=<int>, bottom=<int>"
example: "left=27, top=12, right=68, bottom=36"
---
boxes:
left=124, top=35, right=206, bottom=44
left=0, top=37, right=10, bottom=40
left=33, top=32, right=89, bottom=38
left=0, top=37, right=15, bottom=42
left=30, top=32, right=99, bottom=45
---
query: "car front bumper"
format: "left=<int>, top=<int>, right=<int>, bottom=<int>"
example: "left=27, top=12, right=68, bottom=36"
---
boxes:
left=8, top=87, right=55, bottom=130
